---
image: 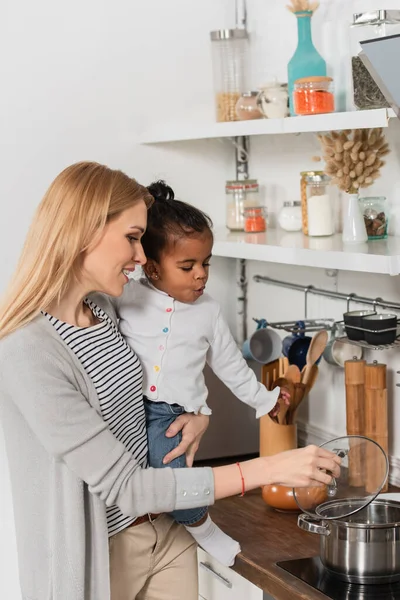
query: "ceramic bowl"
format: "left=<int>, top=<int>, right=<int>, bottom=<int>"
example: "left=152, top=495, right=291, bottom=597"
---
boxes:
left=362, top=313, right=397, bottom=346
left=261, top=484, right=300, bottom=512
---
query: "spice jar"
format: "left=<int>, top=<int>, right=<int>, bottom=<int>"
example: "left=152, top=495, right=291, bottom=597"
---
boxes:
left=350, top=11, right=400, bottom=110
left=235, top=91, right=262, bottom=121
left=359, top=196, right=388, bottom=240
left=210, top=28, right=249, bottom=122
left=305, top=174, right=334, bottom=237
left=257, top=82, right=289, bottom=119
left=243, top=206, right=267, bottom=233
left=225, top=179, right=260, bottom=231
left=300, top=170, right=324, bottom=235
left=293, top=76, right=335, bottom=116
left=278, top=201, right=302, bottom=232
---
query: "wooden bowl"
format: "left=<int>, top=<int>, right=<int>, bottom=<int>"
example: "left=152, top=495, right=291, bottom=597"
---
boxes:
left=261, top=484, right=300, bottom=512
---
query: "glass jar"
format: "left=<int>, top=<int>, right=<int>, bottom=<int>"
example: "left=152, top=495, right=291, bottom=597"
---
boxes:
left=293, top=76, right=335, bottom=115
left=278, top=201, right=302, bottom=232
left=300, top=170, right=324, bottom=235
left=305, top=174, right=334, bottom=237
left=210, top=28, right=249, bottom=122
left=225, top=179, right=260, bottom=231
left=257, top=82, right=289, bottom=119
left=350, top=11, right=400, bottom=110
left=235, top=91, right=262, bottom=121
left=243, top=206, right=267, bottom=233
left=359, top=196, right=388, bottom=240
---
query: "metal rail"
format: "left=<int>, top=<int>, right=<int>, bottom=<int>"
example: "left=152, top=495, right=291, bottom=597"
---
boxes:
left=253, top=275, right=400, bottom=313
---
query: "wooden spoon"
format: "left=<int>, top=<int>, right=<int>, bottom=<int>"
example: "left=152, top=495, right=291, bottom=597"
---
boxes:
left=286, top=382, right=306, bottom=424
left=301, top=330, right=328, bottom=386
left=271, top=377, right=295, bottom=425
left=284, top=364, right=301, bottom=384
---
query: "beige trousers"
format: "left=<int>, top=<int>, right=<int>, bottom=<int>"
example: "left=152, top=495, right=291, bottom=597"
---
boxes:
left=109, top=514, right=198, bottom=600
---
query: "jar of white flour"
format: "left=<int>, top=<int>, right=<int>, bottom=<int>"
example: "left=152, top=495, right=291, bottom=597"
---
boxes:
left=305, top=173, right=334, bottom=237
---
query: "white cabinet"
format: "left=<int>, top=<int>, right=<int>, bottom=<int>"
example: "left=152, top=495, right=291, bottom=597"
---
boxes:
left=198, top=549, right=265, bottom=600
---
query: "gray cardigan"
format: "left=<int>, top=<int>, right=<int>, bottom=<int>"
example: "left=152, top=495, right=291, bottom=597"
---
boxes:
left=0, top=295, right=214, bottom=600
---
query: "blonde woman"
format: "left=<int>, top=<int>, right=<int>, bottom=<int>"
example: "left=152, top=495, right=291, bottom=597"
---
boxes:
left=0, top=162, right=340, bottom=600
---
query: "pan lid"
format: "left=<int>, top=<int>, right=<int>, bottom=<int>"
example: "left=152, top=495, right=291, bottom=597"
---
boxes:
left=293, top=435, right=389, bottom=520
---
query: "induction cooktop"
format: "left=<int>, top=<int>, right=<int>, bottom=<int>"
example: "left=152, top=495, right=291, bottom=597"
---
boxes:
left=276, top=556, right=400, bottom=600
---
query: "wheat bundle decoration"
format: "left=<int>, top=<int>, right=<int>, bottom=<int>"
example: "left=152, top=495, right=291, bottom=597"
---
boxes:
left=318, top=128, right=390, bottom=195
left=286, top=0, right=319, bottom=13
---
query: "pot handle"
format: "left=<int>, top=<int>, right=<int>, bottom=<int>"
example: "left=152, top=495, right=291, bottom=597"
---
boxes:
left=298, top=514, right=330, bottom=536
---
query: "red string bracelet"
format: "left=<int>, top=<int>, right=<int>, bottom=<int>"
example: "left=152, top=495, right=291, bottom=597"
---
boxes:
left=236, top=462, right=245, bottom=497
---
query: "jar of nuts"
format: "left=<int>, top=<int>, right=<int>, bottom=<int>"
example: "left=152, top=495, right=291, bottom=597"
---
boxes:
left=359, top=196, right=388, bottom=240
left=210, top=28, right=249, bottom=122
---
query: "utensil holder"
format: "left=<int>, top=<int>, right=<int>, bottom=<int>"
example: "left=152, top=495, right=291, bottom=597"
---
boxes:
left=260, top=417, right=299, bottom=512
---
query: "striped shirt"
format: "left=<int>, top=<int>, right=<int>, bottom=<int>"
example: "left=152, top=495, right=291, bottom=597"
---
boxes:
left=43, top=300, right=147, bottom=536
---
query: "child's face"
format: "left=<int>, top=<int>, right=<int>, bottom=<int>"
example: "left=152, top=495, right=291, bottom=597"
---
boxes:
left=149, top=232, right=213, bottom=304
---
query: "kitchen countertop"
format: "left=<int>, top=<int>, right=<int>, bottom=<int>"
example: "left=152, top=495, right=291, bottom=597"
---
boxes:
left=209, top=488, right=324, bottom=599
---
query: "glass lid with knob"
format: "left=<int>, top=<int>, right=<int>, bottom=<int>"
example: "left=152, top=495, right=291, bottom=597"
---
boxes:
left=293, top=435, right=389, bottom=520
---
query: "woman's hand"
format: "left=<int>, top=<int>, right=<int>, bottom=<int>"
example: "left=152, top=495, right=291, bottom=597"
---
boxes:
left=263, top=445, right=341, bottom=488
left=163, top=413, right=210, bottom=467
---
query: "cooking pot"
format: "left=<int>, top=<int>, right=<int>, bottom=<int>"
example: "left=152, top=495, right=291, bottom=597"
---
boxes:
left=298, top=498, right=400, bottom=584
left=294, top=435, right=391, bottom=584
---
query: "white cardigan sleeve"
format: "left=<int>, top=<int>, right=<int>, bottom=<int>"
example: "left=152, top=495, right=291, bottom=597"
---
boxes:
left=206, top=308, right=279, bottom=418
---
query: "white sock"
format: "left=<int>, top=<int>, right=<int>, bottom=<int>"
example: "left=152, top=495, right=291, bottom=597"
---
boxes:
left=185, top=515, right=241, bottom=567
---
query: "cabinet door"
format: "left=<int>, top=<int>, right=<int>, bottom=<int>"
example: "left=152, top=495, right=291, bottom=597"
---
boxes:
left=198, top=549, right=263, bottom=600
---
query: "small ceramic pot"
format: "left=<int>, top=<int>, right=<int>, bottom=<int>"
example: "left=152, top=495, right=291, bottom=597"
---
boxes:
left=343, top=310, right=376, bottom=341
left=362, top=313, right=398, bottom=346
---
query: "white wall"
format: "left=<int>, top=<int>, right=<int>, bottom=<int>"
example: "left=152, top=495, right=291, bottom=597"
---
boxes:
left=3, top=0, right=400, bottom=597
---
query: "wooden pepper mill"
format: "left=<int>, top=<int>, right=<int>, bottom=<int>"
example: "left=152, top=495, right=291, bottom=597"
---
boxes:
left=344, top=358, right=366, bottom=487
left=364, top=360, right=388, bottom=493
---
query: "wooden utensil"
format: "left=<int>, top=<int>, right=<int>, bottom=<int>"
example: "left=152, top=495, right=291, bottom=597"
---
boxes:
left=284, top=364, right=301, bottom=384
left=261, top=359, right=280, bottom=391
left=303, top=364, right=319, bottom=393
left=286, top=382, right=306, bottom=424
left=301, top=330, right=328, bottom=386
left=271, top=377, right=295, bottom=425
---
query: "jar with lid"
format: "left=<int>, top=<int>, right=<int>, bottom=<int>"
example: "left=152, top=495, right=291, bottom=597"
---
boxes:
left=243, top=206, right=267, bottom=233
left=350, top=11, right=400, bottom=110
left=210, top=29, right=249, bottom=122
left=257, top=82, right=289, bottom=119
left=359, top=196, right=388, bottom=240
left=235, top=91, right=262, bottom=121
left=225, top=179, right=260, bottom=231
left=293, top=76, right=335, bottom=116
left=300, top=170, right=324, bottom=235
left=278, top=201, right=302, bottom=232
left=305, top=174, right=334, bottom=237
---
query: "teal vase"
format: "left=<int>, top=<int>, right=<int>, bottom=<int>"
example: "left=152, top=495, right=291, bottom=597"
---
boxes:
left=288, top=11, right=327, bottom=115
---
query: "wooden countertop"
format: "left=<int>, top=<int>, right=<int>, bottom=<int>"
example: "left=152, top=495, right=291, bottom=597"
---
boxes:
left=209, top=488, right=324, bottom=599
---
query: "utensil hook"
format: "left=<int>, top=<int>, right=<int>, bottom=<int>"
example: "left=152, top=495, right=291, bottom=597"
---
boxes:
left=373, top=297, right=383, bottom=311
left=346, top=293, right=356, bottom=312
left=304, top=286, right=313, bottom=319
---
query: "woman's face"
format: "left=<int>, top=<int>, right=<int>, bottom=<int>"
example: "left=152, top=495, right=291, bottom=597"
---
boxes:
left=81, top=200, right=148, bottom=296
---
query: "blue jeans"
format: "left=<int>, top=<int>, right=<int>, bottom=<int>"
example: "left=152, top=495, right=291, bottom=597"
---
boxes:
left=144, top=398, right=208, bottom=526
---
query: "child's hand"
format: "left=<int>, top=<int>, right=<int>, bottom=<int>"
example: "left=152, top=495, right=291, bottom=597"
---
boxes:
left=269, top=387, right=291, bottom=418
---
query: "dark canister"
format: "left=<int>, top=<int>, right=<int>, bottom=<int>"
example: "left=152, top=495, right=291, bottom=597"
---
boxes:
left=343, top=310, right=376, bottom=341
left=362, top=313, right=397, bottom=346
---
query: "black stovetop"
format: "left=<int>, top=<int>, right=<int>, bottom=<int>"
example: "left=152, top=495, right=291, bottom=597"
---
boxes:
left=276, top=556, right=400, bottom=599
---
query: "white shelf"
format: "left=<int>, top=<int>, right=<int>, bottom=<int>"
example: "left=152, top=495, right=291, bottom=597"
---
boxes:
left=140, top=109, right=396, bottom=144
left=212, top=228, right=400, bottom=275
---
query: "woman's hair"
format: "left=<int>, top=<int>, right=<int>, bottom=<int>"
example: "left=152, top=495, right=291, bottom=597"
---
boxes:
left=0, top=161, right=153, bottom=339
left=142, top=180, right=213, bottom=262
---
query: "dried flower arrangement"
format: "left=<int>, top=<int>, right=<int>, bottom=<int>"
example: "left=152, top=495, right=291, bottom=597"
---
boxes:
left=286, top=0, right=319, bottom=13
left=317, top=128, right=390, bottom=195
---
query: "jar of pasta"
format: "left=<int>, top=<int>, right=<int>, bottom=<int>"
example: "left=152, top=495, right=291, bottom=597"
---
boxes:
left=293, top=76, right=335, bottom=116
left=300, top=170, right=324, bottom=235
left=210, top=29, right=249, bottom=122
